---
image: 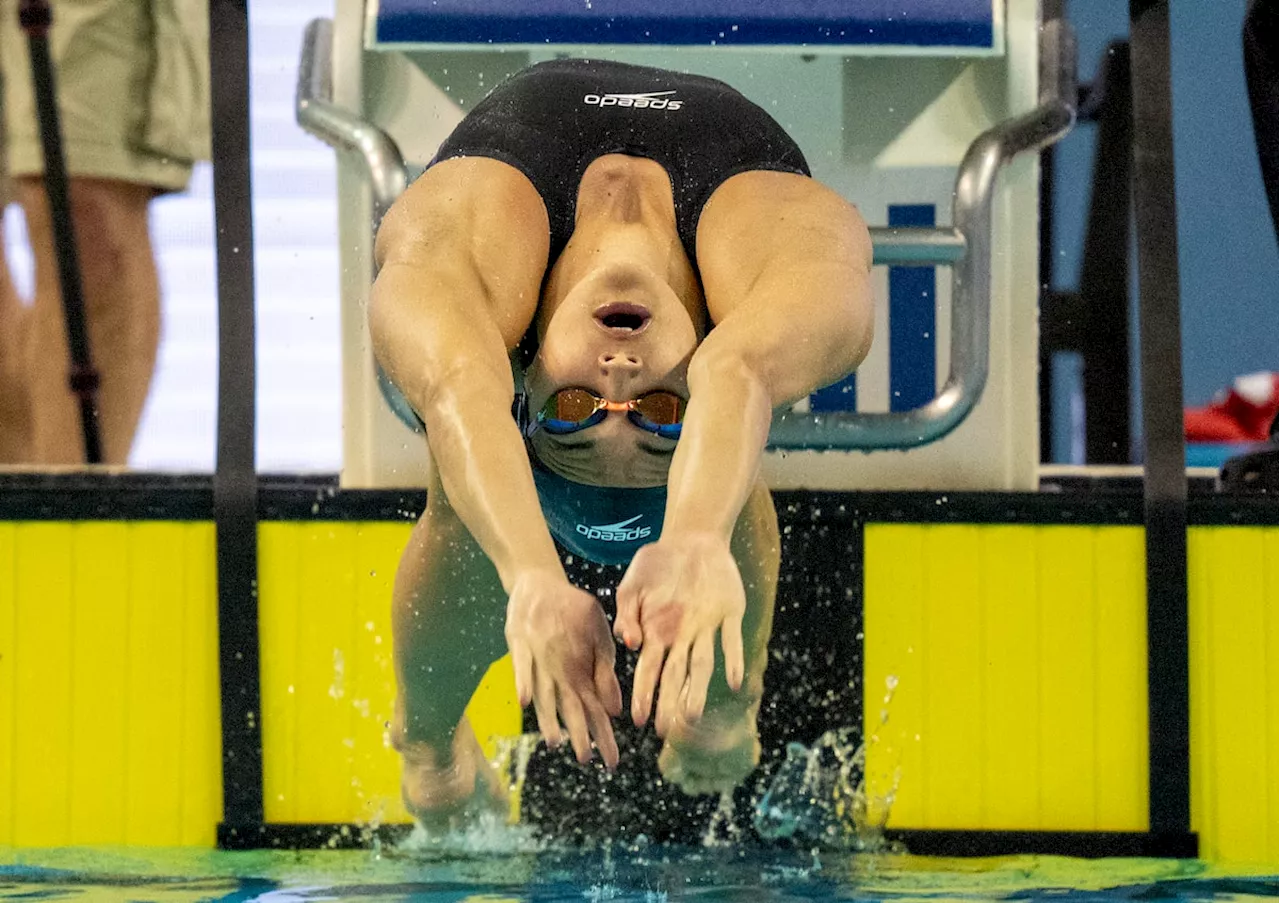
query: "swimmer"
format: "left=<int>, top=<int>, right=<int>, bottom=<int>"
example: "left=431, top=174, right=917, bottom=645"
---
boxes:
left=371, top=59, right=873, bottom=822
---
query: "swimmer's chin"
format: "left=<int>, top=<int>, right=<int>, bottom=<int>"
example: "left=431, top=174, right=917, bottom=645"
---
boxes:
left=531, top=439, right=670, bottom=489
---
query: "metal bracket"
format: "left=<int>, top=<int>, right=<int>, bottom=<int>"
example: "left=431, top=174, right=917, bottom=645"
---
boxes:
left=296, top=18, right=406, bottom=231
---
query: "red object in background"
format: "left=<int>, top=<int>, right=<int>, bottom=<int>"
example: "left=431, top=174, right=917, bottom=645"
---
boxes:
left=1184, top=371, right=1279, bottom=442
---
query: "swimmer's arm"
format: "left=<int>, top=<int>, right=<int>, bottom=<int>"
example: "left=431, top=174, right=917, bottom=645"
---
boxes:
left=368, top=167, right=562, bottom=590
left=665, top=173, right=874, bottom=539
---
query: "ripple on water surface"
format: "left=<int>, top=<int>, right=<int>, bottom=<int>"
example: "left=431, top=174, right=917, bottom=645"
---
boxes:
left=1, top=843, right=1276, bottom=902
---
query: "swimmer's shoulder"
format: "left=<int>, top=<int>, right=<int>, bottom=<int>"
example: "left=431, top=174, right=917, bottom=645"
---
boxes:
left=696, top=171, right=869, bottom=309
left=378, top=156, right=549, bottom=261
left=374, top=157, right=551, bottom=352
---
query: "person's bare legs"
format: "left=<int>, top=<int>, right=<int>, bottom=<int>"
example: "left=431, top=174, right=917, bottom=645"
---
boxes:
left=0, top=208, right=33, bottom=463
left=17, top=177, right=160, bottom=466
left=658, top=477, right=780, bottom=794
left=392, top=459, right=514, bottom=823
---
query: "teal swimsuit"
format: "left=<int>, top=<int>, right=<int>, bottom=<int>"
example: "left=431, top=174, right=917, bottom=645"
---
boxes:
left=529, top=459, right=668, bottom=567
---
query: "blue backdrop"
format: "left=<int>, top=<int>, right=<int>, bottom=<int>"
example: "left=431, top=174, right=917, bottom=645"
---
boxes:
left=1052, top=0, right=1278, bottom=408
left=373, top=0, right=995, bottom=48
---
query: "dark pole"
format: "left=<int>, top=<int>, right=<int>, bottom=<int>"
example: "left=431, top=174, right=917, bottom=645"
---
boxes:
left=1038, top=141, right=1055, bottom=465
left=1242, top=0, right=1277, bottom=232
left=1128, top=0, right=1191, bottom=841
left=17, top=0, right=103, bottom=463
left=1080, top=43, right=1133, bottom=465
left=209, top=0, right=264, bottom=836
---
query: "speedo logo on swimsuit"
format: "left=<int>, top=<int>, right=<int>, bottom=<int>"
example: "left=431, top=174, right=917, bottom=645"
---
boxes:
left=576, top=514, right=651, bottom=542
left=582, top=90, right=684, bottom=111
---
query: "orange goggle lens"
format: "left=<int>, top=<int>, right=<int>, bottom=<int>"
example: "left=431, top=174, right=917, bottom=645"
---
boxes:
left=536, top=388, right=685, bottom=437
left=545, top=388, right=603, bottom=422
left=630, top=392, right=684, bottom=425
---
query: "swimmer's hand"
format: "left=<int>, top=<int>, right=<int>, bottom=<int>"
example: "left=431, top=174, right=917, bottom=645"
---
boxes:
left=615, top=534, right=746, bottom=737
left=505, top=569, right=622, bottom=768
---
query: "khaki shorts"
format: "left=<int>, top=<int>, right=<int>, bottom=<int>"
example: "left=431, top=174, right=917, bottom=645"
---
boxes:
left=0, top=0, right=210, bottom=193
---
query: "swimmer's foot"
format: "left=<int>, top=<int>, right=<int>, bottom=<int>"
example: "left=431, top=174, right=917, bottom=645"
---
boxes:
left=396, top=720, right=508, bottom=829
left=658, top=704, right=761, bottom=797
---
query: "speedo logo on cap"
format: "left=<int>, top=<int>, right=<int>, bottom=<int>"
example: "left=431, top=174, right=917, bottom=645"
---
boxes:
left=583, top=90, right=683, bottom=111
left=577, top=514, right=651, bottom=542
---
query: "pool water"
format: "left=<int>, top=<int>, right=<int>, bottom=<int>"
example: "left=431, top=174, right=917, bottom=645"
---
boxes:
left=1, top=842, right=1275, bottom=902
left=3, top=734, right=1274, bottom=902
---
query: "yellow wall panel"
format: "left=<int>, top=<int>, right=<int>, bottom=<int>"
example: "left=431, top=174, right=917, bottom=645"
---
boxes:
left=978, top=526, right=1041, bottom=829
left=261, top=522, right=377, bottom=823
left=1, top=522, right=221, bottom=848
left=349, top=524, right=409, bottom=825
left=865, top=524, right=1149, bottom=834
left=3, top=510, right=1271, bottom=857
left=1036, top=527, right=1100, bottom=829
left=125, top=525, right=191, bottom=843
left=921, top=526, right=985, bottom=828
left=1092, top=528, right=1148, bottom=831
left=258, top=521, right=524, bottom=826
left=180, top=525, right=223, bottom=846
left=296, top=523, right=360, bottom=822
left=14, top=524, right=74, bottom=846
left=0, top=524, right=15, bottom=846
left=466, top=657, right=523, bottom=767
left=69, top=523, right=130, bottom=844
left=863, top=525, right=926, bottom=826
left=259, top=522, right=302, bottom=821
left=1267, top=528, right=1278, bottom=863
left=1189, top=526, right=1278, bottom=867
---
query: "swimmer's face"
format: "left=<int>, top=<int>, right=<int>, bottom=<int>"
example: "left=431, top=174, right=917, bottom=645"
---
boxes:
left=527, top=265, right=699, bottom=488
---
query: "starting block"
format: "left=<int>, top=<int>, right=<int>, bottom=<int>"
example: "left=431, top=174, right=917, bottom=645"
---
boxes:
left=298, top=0, right=1074, bottom=490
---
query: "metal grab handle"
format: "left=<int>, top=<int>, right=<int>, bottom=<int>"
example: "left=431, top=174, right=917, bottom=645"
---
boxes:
left=296, top=18, right=406, bottom=230
left=771, top=18, right=1078, bottom=449
left=295, top=17, right=1077, bottom=449
left=867, top=227, right=965, bottom=266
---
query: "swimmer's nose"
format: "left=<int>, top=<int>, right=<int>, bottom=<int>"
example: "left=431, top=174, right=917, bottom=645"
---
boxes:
left=599, top=352, right=642, bottom=372
left=599, top=352, right=642, bottom=398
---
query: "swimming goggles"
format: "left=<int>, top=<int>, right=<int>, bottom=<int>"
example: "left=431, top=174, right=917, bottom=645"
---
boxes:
left=518, top=387, right=686, bottom=440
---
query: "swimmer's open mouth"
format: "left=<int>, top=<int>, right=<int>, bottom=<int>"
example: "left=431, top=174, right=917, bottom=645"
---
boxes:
left=594, top=303, right=651, bottom=335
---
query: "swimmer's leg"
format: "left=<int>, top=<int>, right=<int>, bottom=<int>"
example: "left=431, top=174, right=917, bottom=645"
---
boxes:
left=659, top=477, right=779, bottom=795
left=392, top=460, right=510, bottom=822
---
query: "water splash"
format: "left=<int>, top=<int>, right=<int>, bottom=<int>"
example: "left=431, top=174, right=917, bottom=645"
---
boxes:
left=393, top=733, right=548, bottom=857
left=700, top=791, right=740, bottom=848
left=397, top=808, right=545, bottom=857
left=752, top=678, right=900, bottom=850
left=327, top=648, right=345, bottom=700
left=492, top=732, right=540, bottom=824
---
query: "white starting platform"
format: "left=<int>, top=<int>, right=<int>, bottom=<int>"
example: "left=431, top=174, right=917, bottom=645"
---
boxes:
left=299, top=0, right=1075, bottom=491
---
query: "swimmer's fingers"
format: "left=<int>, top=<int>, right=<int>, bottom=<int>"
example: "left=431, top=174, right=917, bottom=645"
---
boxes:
left=533, top=665, right=562, bottom=750
left=655, top=640, right=690, bottom=738
left=631, top=638, right=667, bottom=727
left=720, top=610, right=745, bottom=692
left=556, top=685, right=593, bottom=765
left=594, top=652, right=623, bottom=718
left=614, top=571, right=643, bottom=650
left=583, top=693, right=620, bottom=770
left=511, top=642, right=534, bottom=708
left=682, top=633, right=716, bottom=722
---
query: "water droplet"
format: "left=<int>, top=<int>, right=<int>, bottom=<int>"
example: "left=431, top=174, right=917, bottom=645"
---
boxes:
left=329, top=648, right=346, bottom=699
